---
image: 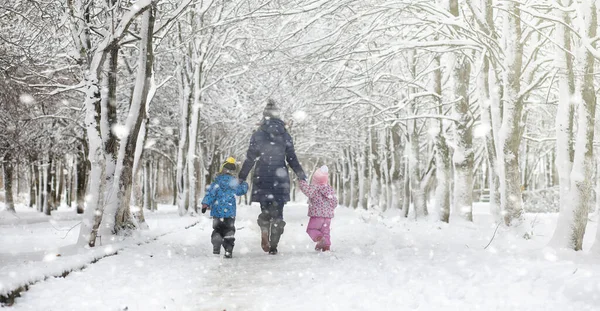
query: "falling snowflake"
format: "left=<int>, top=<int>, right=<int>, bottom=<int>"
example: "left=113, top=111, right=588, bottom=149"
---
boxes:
left=474, top=123, right=491, bottom=138
left=144, top=139, right=156, bottom=149
left=19, top=94, right=35, bottom=104
left=292, top=110, right=307, bottom=122
left=112, top=124, right=129, bottom=140
left=275, top=168, right=287, bottom=177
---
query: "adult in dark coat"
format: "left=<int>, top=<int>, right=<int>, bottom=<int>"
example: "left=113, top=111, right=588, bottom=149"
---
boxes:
left=238, top=99, right=307, bottom=254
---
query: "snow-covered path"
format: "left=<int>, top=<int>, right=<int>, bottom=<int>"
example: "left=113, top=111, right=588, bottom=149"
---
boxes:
left=8, top=203, right=600, bottom=311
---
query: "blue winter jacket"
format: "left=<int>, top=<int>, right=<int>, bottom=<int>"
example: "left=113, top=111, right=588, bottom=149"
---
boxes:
left=239, top=118, right=306, bottom=204
left=202, top=173, right=249, bottom=218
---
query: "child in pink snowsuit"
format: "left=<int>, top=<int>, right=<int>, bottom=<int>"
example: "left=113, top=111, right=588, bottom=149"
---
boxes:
left=298, top=165, right=338, bottom=251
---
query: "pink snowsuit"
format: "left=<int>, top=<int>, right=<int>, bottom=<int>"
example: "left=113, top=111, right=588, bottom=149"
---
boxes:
left=298, top=179, right=338, bottom=247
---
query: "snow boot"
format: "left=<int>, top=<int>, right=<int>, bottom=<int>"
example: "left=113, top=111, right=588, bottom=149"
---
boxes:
left=269, top=219, right=286, bottom=251
left=258, top=216, right=271, bottom=252
left=223, top=239, right=234, bottom=259
left=260, top=230, right=270, bottom=252
left=223, top=236, right=235, bottom=254
left=314, top=237, right=324, bottom=251
left=321, top=246, right=330, bottom=252
left=268, top=247, right=278, bottom=255
left=211, top=232, right=223, bottom=255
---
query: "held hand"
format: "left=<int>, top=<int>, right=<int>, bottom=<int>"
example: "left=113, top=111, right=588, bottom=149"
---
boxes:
left=201, top=204, right=209, bottom=214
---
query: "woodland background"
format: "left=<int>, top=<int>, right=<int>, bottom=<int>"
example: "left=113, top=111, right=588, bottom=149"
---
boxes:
left=1, top=0, right=600, bottom=251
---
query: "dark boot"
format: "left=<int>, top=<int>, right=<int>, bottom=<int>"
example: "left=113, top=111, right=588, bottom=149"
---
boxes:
left=223, top=237, right=235, bottom=255
left=260, top=230, right=270, bottom=252
left=268, top=247, right=278, bottom=255
left=269, top=219, right=286, bottom=251
left=257, top=216, right=271, bottom=252
left=222, top=219, right=236, bottom=258
left=211, top=232, right=223, bottom=255
left=314, top=236, right=324, bottom=251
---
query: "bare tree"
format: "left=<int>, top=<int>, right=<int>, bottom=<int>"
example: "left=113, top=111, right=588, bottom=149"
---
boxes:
left=498, top=0, right=525, bottom=227
left=552, top=0, right=597, bottom=250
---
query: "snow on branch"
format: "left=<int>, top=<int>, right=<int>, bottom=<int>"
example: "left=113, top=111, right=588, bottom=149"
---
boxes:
left=522, top=135, right=556, bottom=143
left=375, top=40, right=481, bottom=54
left=494, top=4, right=577, bottom=58
left=384, top=114, right=460, bottom=123
left=580, top=38, right=600, bottom=60
left=518, top=72, right=551, bottom=101
left=30, top=81, right=86, bottom=95
left=519, top=4, right=580, bottom=38
left=198, top=66, right=249, bottom=94
left=153, top=0, right=194, bottom=35
left=88, top=0, right=154, bottom=73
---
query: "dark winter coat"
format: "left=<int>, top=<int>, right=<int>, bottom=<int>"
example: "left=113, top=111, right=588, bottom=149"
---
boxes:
left=239, top=118, right=306, bottom=204
left=202, top=173, right=249, bottom=218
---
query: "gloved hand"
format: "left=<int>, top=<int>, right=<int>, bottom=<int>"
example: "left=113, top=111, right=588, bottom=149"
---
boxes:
left=201, top=204, right=209, bottom=214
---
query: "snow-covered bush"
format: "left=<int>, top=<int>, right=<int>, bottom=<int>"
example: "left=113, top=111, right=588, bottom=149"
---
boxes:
left=521, top=187, right=597, bottom=213
left=522, top=187, right=560, bottom=213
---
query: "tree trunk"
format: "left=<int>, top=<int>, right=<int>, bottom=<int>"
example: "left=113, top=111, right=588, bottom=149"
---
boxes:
left=447, top=0, right=473, bottom=222
left=152, top=160, right=158, bottom=211
left=479, top=54, right=501, bottom=220
left=15, top=161, right=20, bottom=200
left=56, top=159, right=64, bottom=207
left=176, top=73, right=191, bottom=216
left=550, top=0, right=577, bottom=248
left=76, top=145, right=88, bottom=214
left=409, top=123, right=425, bottom=218
left=357, top=148, right=367, bottom=209
left=380, top=130, right=391, bottom=211
left=144, top=160, right=152, bottom=211
left=342, top=149, right=351, bottom=207
left=347, top=150, right=356, bottom=208
left=3, top=153, right=15, bottom=213
left=131, top=120, right=149, bottom=227
left=35, top=161, right=42, bottom=212
left=37, top=160, right=46, bottom=213
left=65, top=158, right=73, bottom=207
left=477, top=0, right=502, bottom=218
left=406, top=51, right=426, bottom=218
left=402, top=160, right=410, bottom=217
left=452, top=54, right=474, bottom=222
left=556, top=0, right=597, bottom=250
left=187, top=56, right=203, bottom=213
left=131, top=86, right=152, bottom=226
left=108, top=5, right=156, bottom=234
left=499, top=0, right=525, bottom=227
left=171, top=162, right=177, bottom=206
left=391, top=123, right=403, bottom=210
left=78, top=69, right=107, bottom=247
left=50, top=158, right=58, bottom=211
left=43, top=156, right=52, bottom=216
left=29, top=161, right=36, bottom=208
left=433, top=55, right=451, bottom=222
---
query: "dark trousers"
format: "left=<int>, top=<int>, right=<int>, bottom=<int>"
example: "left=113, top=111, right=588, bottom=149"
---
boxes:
left=211, top=217, right=236, bottom=253
left=257, top=200, right=286, bottom=248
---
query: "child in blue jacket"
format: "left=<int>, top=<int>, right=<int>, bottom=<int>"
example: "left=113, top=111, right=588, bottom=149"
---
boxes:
left=201, top=157, right=248, bottom=258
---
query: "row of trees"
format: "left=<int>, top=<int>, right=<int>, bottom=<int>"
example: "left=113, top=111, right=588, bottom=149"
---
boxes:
left=2, top=0, right=600, bottom=251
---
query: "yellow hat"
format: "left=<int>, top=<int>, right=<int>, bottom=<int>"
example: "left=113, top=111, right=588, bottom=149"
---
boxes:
left=221, top=157, right=237, bottom=172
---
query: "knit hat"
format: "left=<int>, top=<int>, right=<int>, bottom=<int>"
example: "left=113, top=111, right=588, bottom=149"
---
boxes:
left=220, top=157, right=237, bottom=174
left=263, top=99, right=281, bottom=119
left=312, top=165, right=329, bottom=185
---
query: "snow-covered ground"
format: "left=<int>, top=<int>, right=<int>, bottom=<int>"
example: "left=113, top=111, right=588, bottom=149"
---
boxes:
left=2, top=202, right=600, bottom=310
